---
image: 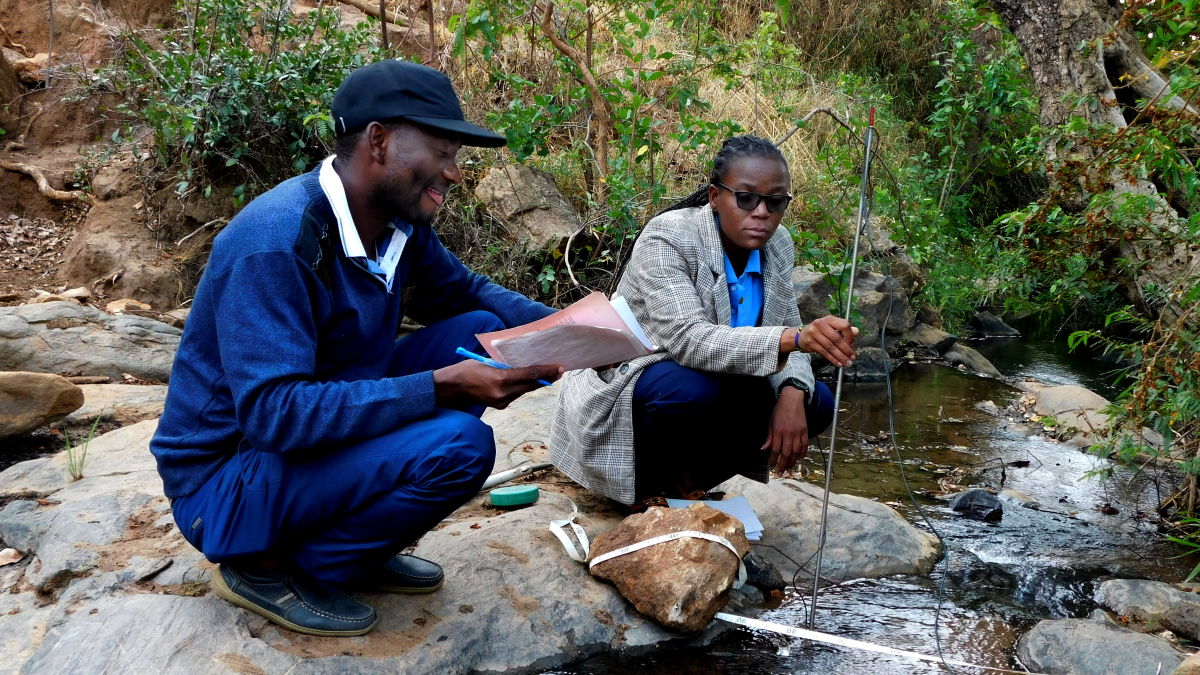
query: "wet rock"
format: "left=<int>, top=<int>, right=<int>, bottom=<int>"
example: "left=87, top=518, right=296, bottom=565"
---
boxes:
left=714, top=476, right=941, bottom=582
left=1160, top=602, right=1200, bottom=642
left=743, top=551, right=786, bottom=594
left=974, top=400, right=1001, bottom=416
left=968, top=310, right=1021, bottom=337
left=999, top=489, right=1042, bottom=510
left=589, top=504, right=750, bottom=633
left=943, top=343, right=1003, bottom=377
left=0, top=302, right=180, bottom=382
left=903, top=322, right=957, bottom=354
left=0, top=372, right=84, bottom=440
left=1095, top=579, right=1196, bottom=620
left=57, top=384, right=168, bottom=429
left=841, top=346, right=901, bottom=382
left=474, top=164, right=582, bottom=251
left=1017, top=618, right=1185, bottom=675
left=949, top=489, right=1003, bottom=522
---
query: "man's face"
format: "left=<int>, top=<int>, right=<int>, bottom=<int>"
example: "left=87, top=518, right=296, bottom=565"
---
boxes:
left=372, top=123, right=464, bottom=227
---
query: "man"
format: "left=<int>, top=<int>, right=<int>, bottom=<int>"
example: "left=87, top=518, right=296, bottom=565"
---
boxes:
left=150, top=60, right=560, bottom=637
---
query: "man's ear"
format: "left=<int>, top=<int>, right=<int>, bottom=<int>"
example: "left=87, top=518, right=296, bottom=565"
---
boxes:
left=365, top=122, right=390, bottom=165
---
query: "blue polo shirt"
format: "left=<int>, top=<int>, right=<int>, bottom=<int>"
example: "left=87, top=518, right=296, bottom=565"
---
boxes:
left=723, top=247, right=763, bottom=327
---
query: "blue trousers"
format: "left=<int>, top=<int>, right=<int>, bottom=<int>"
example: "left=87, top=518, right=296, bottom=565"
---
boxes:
left=172, top=311, right=505, bottom=590
left=632, top=361, right=834, bottom=500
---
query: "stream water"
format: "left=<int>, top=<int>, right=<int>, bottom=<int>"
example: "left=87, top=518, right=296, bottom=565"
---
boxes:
left=548, top=336, right=1199, bottom=674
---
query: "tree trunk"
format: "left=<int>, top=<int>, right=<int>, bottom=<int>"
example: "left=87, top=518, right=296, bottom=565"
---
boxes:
left=988, top=0, right=1200, bottom=323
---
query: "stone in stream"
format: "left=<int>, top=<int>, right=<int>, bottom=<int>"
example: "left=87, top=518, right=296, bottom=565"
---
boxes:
left=1160, top=601, right=1200, bottom=642
left=943, top=343, right=1003, bottom=377
left=1034, top=384, right=1111, bottom=437
left=743, top=551, right=786, bottom=595
left=588, top=504, right=750, bottom=633
left=1094, top=579, right=1198, bottom=621
left=968, top=310, right=1021, bottom=337
left=1016, top=618, right=1185, bottom=675
left=713, top=475, right=942, bottom=582
left=842, top=346, right=901, bottom=382
left=998, top=489, right=1042, bottom=510
left=948, top=489, right=1003, bottom=522
left=0, top=372, right=84, bottom=441
left=903, top=322, right=957, bottom=354
left=0, top=302, right=181, bottom=382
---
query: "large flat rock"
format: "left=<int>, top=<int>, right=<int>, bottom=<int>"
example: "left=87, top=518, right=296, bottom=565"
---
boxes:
left=715, top=476, right=942, bottom=581
left=0, top=418, right=159, bottom=499
left=21, top=594, right=299, bottom=675
left=58, top=384, right=168, bottom=428
left=482, top=382, right=558, bottom=472
left=1016, top=618, right=1185, bottom=675
left=0, top=301, right=181, bottom=382
left=1095, top=579, right=1198, bottom=620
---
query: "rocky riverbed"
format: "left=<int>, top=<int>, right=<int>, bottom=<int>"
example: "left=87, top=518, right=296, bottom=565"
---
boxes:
left=0, top=300, right=1196, bottom=675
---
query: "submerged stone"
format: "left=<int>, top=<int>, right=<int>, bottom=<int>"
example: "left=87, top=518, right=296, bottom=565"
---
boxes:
left=949, top=489, right=1003, bottom=522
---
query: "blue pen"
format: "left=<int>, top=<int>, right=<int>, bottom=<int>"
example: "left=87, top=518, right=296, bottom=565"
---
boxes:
left=456, top=347, right=554, bottom=387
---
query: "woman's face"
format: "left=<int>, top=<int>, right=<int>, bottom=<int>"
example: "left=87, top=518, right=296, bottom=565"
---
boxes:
left=707, top=155, right=791, bottom=251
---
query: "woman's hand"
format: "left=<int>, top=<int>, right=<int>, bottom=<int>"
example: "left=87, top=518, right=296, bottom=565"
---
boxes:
left=792, top=316, right=858, bottom=367
left=763, top=386, right=808, bottom=473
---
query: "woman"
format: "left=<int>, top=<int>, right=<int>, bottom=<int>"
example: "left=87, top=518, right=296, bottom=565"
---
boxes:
left=550, top=135, right=857, bottom=509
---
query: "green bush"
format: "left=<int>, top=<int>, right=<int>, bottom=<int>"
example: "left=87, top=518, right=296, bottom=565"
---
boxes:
left=102, top=0, right=388, bottom=202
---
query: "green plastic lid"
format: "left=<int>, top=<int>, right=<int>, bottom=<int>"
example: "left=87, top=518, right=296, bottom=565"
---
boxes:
left=490, top=485, right=540, bottom=507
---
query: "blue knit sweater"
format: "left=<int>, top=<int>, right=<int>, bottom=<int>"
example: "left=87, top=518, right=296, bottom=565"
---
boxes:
left=150, top=169, right=555, bottom=499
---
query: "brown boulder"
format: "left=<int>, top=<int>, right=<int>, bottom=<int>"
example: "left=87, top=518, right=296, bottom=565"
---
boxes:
left=0, top=372, right=84, bottom=440
left=588, top=504, right=749, bottom=633
left=12, top=54, right=48, bottom=85
left=474, top=165, right=582, bottom=251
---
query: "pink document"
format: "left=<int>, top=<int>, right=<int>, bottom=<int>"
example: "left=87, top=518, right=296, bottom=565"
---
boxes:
left=476, top=292, right=655, bottom=370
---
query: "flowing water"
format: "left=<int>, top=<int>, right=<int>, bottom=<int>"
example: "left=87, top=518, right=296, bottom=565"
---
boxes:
left=547, top=336, right=1198, bottom=674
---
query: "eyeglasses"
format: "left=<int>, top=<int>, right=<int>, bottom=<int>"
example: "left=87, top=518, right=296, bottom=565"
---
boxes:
left=714, top=182, right=793, bottom=213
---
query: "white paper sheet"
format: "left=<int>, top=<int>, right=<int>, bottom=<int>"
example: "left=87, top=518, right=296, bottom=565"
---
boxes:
left=492, top=324, right=651, bottom=370
left=610, top=296, right=655, bottom=351
left=667, top=495, right=764, bottom=541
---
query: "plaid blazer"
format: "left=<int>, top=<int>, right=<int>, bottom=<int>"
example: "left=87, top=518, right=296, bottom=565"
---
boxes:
left=550, top=205, right=815, bottom=504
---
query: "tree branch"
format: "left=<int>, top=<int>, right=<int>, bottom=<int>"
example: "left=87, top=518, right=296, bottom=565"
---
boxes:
left=538, top=0, right=608, bottom=185
left=0, top=162, right=91, bottom=203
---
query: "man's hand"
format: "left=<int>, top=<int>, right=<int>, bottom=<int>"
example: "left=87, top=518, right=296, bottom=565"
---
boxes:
left=795, top=316, right=858, bottom=368
left=433, top=360, right=563, bottom=410
left=763, top=386, right=809, bottom=473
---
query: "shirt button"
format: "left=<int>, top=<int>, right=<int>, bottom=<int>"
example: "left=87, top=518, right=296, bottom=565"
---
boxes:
left=619, top=364, right=629, bottom=375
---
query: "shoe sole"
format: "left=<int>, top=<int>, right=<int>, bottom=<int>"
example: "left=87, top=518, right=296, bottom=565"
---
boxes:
left=362, top=577, right=445, bottom=595
left=211, top=565, right=378, bottom=637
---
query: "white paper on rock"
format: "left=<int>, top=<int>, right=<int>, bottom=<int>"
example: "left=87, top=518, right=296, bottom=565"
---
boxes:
left=667, top=495, right=764, bottom=541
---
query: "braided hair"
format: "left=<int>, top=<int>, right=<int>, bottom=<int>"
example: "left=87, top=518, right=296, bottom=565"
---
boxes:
left=653, top=135, right=789, bottom=218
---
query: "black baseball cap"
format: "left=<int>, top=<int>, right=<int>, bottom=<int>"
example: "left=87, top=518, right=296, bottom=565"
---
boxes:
left=331, top=60, right=507, bottom=148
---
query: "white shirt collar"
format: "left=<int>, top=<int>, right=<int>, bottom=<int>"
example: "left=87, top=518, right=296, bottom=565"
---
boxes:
left=318, top=156, right=410, bottom=290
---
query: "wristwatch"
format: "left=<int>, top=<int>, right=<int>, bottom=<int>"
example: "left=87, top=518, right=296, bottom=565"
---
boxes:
left=777, top=377, right=810, bottom=397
